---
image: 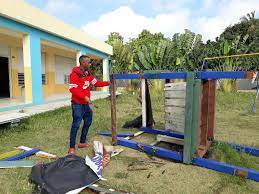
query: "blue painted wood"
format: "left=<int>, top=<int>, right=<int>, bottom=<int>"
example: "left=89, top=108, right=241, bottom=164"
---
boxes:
left=99, top=132, right=134, bottom=137
left=113, top=72, right=251, bottom=80
left=112, top=72, right=187, bottom=80
left=2, top=148, right=40, bottom=161
left=113, top=74, right=140, bottom=79
left=144, top=72, right=187, bottom=79
left=219, top=142, right=259, bottom=157
left=196, top=71, right=246, bottom=79
left=117, top=137, right=259, bottom=182
left=117, top=138, right=183, bottom=161
left=192, top=157, right=259, bottom=182
left=140, top=127, right=184, bottom=139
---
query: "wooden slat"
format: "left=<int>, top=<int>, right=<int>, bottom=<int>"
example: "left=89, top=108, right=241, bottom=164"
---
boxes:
left=165, top=106, right=185, bottom=115
left=164, top=113, right=185, bottom=122
left=164, top=82, right=186, bottom=91
left=165, top=90, right=186, bottom=98
left=157, top=135, right=184, bottom=145
left=165, top=99, right=185, bottom=107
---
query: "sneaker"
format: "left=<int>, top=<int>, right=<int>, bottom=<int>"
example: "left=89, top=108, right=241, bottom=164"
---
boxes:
left=68, top=148, right=75, bottom=155
left=77, top=143, right=92, bottom=148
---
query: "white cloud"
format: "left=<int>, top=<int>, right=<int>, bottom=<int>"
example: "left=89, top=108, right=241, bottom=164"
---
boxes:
left=151, top=0, right=194, bottom=12
left=81, top=0, right=259, bottom=42
left=82, top=6, right=190, bottom=41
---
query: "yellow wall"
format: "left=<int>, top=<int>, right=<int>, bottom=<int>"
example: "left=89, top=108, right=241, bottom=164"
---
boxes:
left=0, top=34, right=102, bottom=99
left=43, top=47, right=76, bottom=97
left=10, top=47, right=22, bottom=98
left=54, top=84, right=69, bottom=93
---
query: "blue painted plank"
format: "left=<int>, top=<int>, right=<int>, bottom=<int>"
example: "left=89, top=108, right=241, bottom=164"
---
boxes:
left=196, top=71, right=246, bottom=79
left=140, top=127, right=184, bottom=139
left=2, top=148, right=40, bottom=161
left=99, top=132, right=134, bottom=137
left=192, top=157, right=259, bottom=182
left=113, top=72, right=187, bottom=80
left=144, top=72, right=187, bottom=79
left=113, top=74, right=140, bottom=79
left=117, top=138, right=183, bottom=161
left=225, top=142, right=259, bottom=157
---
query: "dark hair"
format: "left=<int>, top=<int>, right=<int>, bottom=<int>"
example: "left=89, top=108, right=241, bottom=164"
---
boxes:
left=79, top=55, right=90, bottom=64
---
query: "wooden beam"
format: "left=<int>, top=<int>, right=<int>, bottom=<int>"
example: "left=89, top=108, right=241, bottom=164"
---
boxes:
left=191, top=79, right=201, bottom=158
left=141, top=79, right=146, bottom=127
left=110, top=75, right=117, bottom=145
left=183, top=72, right=195, bottom=164
left=207, top=80, right=216, bottom=140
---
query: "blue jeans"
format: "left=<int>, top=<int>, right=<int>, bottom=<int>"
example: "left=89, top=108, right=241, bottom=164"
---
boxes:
left=70, top=102, right=93, bottom=148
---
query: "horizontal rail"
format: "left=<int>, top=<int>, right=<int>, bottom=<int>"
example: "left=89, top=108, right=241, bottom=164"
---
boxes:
left=112, top=71, right=255, bottom=80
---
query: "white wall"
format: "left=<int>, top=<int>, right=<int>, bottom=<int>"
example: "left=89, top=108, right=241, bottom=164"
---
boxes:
left=18, top=48, right=23, bottom=72
left=0, top=43, right=9, bottom=57
left=17, top=48, right=46, bottom=73
left=55, top=55, right=75, bottom=84
left=41, top=52, right=46, bottom=74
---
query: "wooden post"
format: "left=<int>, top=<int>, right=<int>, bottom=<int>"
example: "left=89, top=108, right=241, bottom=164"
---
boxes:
left=110, top=75, right=117, bottom=145
left=191, top=78, right=201, bottom=158
left=198, top=79, right=215, bottom=157
left=207, top=80, right=216, bottom=140
left=183, top=72, right=194, bottom=164
left=141, top=79, right=146, bottom=127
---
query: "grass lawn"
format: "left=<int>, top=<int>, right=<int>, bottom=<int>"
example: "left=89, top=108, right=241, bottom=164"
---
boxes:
left=0, top=90, right=258, bottom=194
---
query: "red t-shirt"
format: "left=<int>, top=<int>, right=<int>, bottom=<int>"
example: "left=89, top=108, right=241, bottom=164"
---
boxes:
left=69, top=66, right=108, bottom=104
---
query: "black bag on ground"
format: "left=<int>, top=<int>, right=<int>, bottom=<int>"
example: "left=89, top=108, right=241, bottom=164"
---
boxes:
left=29, top=155, right=99, bottom=194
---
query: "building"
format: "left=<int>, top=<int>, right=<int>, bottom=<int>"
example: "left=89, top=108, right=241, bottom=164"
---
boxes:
left=0, top=0, right=112, bottom=112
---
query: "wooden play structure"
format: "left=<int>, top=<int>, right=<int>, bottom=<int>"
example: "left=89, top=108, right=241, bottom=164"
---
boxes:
left=109, top=71, right=259, bottom=182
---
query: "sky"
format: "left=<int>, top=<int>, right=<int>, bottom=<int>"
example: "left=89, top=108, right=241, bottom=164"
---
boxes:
left=25, top=0, right=259, bottom=42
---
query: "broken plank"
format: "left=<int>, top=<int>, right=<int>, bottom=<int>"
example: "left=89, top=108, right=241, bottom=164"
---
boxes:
left=0, top=150, right=24, bottom=160
left=0, top=160, right=36, bottom=168
left=2, top=148, right=40, bottom=161
left=17, top=146, right=57, bottom=159
left=125, top=131, right=144, bottom=140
